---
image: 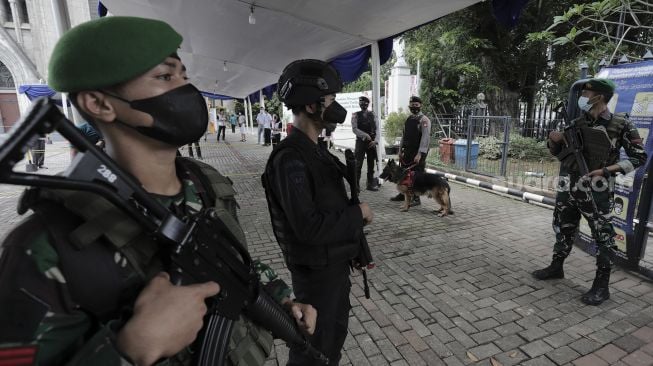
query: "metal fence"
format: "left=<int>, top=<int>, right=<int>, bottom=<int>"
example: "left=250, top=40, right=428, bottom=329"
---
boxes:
left=426, top=116, right=563, bottom=193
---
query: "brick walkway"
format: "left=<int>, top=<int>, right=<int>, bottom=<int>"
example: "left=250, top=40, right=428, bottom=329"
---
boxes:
left=2, top=131, right=653, bottom=366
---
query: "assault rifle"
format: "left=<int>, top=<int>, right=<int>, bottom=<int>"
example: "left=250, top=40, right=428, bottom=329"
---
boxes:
left=0, top=98, right=327, bottom=366
left=344, top=149, right=375, bottom=299
left=554, top=102, right=611, bottom=227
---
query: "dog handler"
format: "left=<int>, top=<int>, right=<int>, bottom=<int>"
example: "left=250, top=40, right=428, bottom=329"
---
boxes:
left=262, top=59, right=374, bottom=365
left=390, top=96, right=431, bottom=206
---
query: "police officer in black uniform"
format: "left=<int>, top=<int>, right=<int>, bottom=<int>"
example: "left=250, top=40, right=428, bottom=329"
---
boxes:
left=390, top=96, right=432, bottom=205
left=262, top=59, right=374, bottom=365
left=352, top=96, right=379, bottom=191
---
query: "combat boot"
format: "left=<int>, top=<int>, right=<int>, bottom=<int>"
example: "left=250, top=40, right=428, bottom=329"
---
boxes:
left=532, top=256, right=565, bottom=280
left=581, top=268, right=610, bottom=306
left=390, top=193, right=404, bottom=201
left=367, top=177, right=379, bottom=191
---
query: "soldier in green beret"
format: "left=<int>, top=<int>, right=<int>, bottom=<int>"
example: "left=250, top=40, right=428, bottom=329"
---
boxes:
left=533, top=78, right=647, bottom=305
left=0, top=16, right=316, bottom=365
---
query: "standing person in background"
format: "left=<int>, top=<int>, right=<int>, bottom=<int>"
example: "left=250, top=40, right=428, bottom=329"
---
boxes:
left=217, top=109, right=227, bottom=142
left=263, top=111, right=272, bottom=146
left=256, top=107, right=267, bottom=145
left=31, top=136, right=47, bottom=169
left=390, top=96, right=431, bottom=206
left=238, top=112, right=247, bottom=142
left=208, top=106, right=217, bottom=138
left=352, top=96, right=379, bottom=191
left=271, top=114, right=282, bottom=146
left=230, top=112, right=237, bottom=134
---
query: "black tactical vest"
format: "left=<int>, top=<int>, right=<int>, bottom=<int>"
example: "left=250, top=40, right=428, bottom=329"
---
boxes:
left=403, top=114, right=423, bottom=149
left=355, top=111, right=375, bottom=139
left=262, top=133, right=360, bottom=267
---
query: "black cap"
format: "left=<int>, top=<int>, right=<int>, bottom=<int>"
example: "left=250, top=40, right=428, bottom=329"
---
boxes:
left=278, top=59, right=343, bottom=107
left=359, top=96, right=370, bottom=103
left=409, top=96, right=422, bottom=104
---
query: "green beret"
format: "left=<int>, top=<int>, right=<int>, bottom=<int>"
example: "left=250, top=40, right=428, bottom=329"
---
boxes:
left=48, top=16, right=182, bottom=92
left=582, top=78, right=616, bottom=94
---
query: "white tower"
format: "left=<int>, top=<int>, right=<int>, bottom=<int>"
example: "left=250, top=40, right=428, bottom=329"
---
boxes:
left=387, top=38, right=412, bottom=114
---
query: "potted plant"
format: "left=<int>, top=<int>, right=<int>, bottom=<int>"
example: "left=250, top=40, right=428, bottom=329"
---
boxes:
left=383, top=110, right=407, bottom=155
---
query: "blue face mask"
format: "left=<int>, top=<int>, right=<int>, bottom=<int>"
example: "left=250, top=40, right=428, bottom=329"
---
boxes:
left=578, top=96, right=594, bottom=113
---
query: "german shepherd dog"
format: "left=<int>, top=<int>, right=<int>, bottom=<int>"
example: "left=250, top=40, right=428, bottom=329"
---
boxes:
left=380, top=159, right=453, bottom=216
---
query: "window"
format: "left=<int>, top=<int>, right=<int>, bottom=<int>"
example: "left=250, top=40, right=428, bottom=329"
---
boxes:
left=17, top=0, right=27, bottom=23
left=1, top=0, right=13, bottom=23
left=0, top=62, right=15, bottom=89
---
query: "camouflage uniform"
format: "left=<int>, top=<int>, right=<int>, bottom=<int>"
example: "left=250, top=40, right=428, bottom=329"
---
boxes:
left=549, top=110, right=647, bottom=267
left=0, top=162, right=291, bottom=365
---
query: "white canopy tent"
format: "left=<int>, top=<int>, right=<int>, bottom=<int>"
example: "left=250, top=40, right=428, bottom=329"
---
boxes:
left=101, top=0, right=480, bottom=99
left=99, top=0, right=481, bottom=174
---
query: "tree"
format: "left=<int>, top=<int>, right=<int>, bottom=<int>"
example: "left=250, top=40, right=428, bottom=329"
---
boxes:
left=402, top=0, right=590, bottom=123
left=528, top=0, right=653, bottom=95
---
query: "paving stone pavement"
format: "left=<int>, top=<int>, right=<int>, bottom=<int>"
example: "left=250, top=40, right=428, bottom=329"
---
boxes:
left=2, top=132, right=653, bottom=366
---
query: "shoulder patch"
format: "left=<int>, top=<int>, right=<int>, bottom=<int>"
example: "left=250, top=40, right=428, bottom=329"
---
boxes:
left=0, top=345, right=38, bottom=364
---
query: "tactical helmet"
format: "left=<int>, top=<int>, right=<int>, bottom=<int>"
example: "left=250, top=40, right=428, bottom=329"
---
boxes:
left=278, top=59, right=342, bottom=107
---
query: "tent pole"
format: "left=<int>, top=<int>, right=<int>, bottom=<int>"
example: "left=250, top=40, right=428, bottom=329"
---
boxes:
left=247, top=96, right=254, bottom=135
left=260, top=90, right=265, bottom=109
left=244, top=97, right=251, bottom=135
left=371, top=41, right=384, bottom=180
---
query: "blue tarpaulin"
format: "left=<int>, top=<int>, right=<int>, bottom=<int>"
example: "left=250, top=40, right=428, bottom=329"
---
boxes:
left=18, top=84, right=70, bottom=106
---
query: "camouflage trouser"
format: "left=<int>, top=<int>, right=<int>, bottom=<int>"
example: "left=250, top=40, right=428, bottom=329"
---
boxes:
left=553, top=183, right=616, bottom=269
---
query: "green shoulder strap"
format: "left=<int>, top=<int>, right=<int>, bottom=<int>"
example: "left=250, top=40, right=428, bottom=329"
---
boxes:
left=177, top=157, right=248, bottom=250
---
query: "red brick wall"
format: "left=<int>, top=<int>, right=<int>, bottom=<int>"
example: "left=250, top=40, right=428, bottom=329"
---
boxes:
left=0, top=93, right=20, bottom=133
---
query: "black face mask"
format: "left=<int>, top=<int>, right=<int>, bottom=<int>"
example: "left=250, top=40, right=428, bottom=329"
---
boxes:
left=105, top=84, right=208, bottom=147
left=322, top=100, right=347, bottom=125
left=359, top=102, right=369, bottom=110
left=410, top=106, right=421, bottom=115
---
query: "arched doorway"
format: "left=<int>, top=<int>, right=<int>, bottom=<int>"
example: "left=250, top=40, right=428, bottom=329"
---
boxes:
left=0, top=60, right=19, bottom=133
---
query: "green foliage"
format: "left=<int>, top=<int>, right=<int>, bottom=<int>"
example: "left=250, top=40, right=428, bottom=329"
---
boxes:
left=529, top=0, right=653, bottom=92
left=265, top=93, right=283, bottom=118
left=478, top=134, right=551, bottom=161
left=401, top=0, right=582, bottom=116
left=384, top=111, right=408, bottom=145
left=233, top=100, right=245, bottom=114
left=508, top=134, right=550, bottom=160
left=477, top=136, right=503, bottom=160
